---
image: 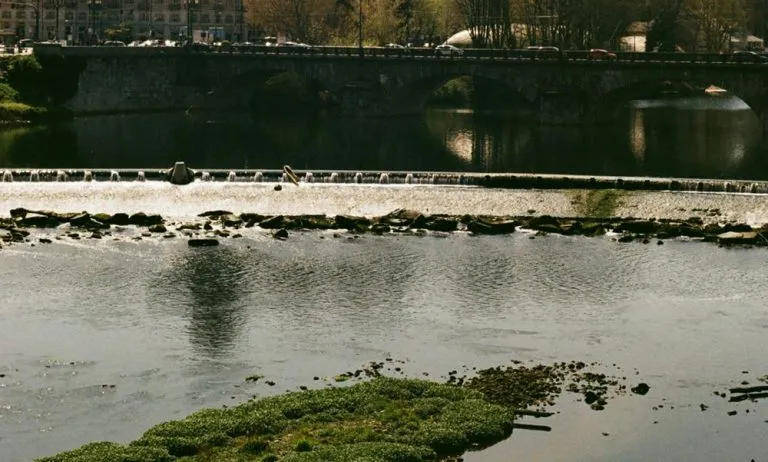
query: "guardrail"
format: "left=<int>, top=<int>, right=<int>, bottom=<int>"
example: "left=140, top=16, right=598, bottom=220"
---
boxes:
left=32, top=43, right=768, bottom=66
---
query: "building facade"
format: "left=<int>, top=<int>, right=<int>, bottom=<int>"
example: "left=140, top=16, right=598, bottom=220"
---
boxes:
left=0, top=0, right=245, bottom=44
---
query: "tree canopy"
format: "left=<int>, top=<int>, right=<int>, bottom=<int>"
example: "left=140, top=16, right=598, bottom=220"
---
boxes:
left=242, top=0, right=759, bottom=52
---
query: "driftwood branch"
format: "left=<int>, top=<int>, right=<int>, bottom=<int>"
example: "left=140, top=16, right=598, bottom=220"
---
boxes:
left=514, top=409, right=555, bottom=418
left=729, top=385, right=768, bottom=395
left=729, top=392, right=768, bottom=403
left=512, top=423, right=552, bottom=432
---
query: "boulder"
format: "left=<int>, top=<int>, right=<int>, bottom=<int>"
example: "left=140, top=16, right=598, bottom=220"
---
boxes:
left=528, top=215, right=561, bottom=229
left=717, top=231, right=758, bottom=245
left=107, top=213, right=130, bottom=225
left=615, top=220, right=658, bottom=235
left=381, top=209, right=422, bottom=226
left=188, top=238, right=219, bottom=247
left=273, top=228, right=289, bottom=240
left=259, top=216, right=286, bottom=229
left=220, top=214, right=243, bottom=227
left=335, top=215, right=371, bottom=231
left=70, top=213, right=109, bottom=229
left=18, top=214, right=60, bottom=228
left=371, top=223, right=391, bottom=234
left=167, top=162, right=195, bottom=185
left=425, top=217, right=458, bottom=232
left=148, top=224, right=167, bottom=233
left=128, top=213, right=164, bottom=226
left=198, top=210, right=233, bottom=218
left=467, top=219, right=518, bottom=235
left=299, top=215, right=336, bottom=230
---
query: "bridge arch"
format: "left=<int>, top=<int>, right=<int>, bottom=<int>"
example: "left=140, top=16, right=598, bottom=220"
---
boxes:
left=394, top=73, right=536, bottom=115
left=222, top=69, right=339, bottom=112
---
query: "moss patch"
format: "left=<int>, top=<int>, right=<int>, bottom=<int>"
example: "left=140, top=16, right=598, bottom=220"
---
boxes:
left=38, top=377, right=515, bottom=462
left=570, top=189, right=625, bottom=218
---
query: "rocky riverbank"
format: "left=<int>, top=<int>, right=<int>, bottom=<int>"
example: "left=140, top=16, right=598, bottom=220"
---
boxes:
left=2, top=206, right=767, bottom=250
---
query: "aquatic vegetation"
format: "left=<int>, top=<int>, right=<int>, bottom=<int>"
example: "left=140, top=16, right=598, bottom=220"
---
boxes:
left=571, top=189, right=625, bottom=218
left=38, top=377, right=515, bottom=462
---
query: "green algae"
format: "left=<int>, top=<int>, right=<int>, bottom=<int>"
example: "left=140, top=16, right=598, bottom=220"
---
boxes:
left=38, top=377, right=515, bottom=462
left=570, top=189, right=625, bottom=218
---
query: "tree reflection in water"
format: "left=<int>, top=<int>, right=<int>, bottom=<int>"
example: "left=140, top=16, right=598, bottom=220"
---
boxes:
left=158, top=246, right=248, bottom=358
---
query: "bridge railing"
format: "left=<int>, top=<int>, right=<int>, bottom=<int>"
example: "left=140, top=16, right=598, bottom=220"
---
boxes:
left=32, top=42, right=766, bottom=66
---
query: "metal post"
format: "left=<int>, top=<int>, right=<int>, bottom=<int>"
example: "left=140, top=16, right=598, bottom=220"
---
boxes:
left=35, top=0, right=40, bottom=41
left=357, top=0, right=362, bottom=56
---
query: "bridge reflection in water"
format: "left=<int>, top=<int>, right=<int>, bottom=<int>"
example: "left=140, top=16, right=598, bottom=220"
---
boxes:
left=0, top=96, right=764, bottom=180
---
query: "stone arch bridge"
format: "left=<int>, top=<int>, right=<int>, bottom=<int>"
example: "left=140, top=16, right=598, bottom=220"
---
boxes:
left=36, top=46, right=768, bottom=127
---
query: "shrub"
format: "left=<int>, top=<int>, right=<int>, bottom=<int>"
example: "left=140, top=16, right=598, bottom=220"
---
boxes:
left=0, top=83, right=19, bottom=102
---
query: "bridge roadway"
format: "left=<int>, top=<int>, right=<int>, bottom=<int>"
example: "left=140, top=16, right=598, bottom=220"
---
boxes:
left=33, top=44, right=768, bottom=127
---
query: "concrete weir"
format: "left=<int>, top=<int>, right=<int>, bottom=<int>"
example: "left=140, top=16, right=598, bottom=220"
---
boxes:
left=1, top=166, right=768, bottom=194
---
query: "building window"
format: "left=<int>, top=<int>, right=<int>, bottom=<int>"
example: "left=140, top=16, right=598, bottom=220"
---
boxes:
left=65, top=11, right=75, bottom=20
left=200, top=13, right=209, bottom=23
left=77, top=12, right=86, bottom=21
left=1, top=11, right=11, bottom=19
left=224, top=14, right=232, bottom=24
left=170, top=13, right=180, bottom=23
left=44, top=11, right=55, bottom=19
left=138, top=12, right=148, bottom=21
left=154, top=13, right=164, bottom=22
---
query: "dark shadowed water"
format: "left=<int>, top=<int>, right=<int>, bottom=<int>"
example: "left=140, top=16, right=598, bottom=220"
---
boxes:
left=1, top=232, right=767, bottom=461
left=0, top=96, right=765, bottom=180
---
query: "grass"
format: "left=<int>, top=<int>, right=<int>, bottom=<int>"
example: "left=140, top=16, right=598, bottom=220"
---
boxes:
left=570, top=189, right=625, bottom=218
left=0, top=101, right=48, bottom=122
left=38, top=377, right=516, bottom=462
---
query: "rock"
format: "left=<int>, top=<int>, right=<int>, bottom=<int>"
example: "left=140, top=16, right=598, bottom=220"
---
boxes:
left=274, top=184, right=282, bottom=191
left=188, top=238, right=219, bottom=247
left=584, top=391, right=599, bottom=404
left=18, top=214, right=60, bottom=228
left=198, top=210, right=233, bottom=218
left=717, top=231, right=758, bottom=245
left=39, top=238, right=52, bottom=244
left=92, top=213, right=112, bottom=223
left=371, top=223, right=391, bottom=234
left=581, top=222, right=605, bottom=236
left=107, top=213, right=130, bottom=225
left=240, top=213, right=266, bottom=226
left=721, top=223, right=753, bottom=233
left=528, top=215, right=561, bottom=229
left=167, top=161, right=195, bottom=185
left=467, top=219, right=518, bottom=235
left=335, top=215, right=371, bottom=231
left=220, top=214, right=243, bottom=227
left=273, top=228, right=289, bottom=240
left=259, top=216, right=286, bottom=229
left=381, top=209, right=422, bottom=226
left=425, top=217, right=458, bottom=232
left=148, top=224, right=167, bottom=233
left=177, top=223, right=201, bottom=231
left=615, top=220, right=658, bottom=234
left=163, top=233, right=176, bottom=239
left=298, top=215, right=336, bottom=230
left=10, top=207, right=28, bottom=218
left=70, top=213, right=109, bottom=230
left=90, top=232, right=102, bottom=239
left=128, top=212, right=164, bottom=227
left=631, top=383, right=650, bottom=395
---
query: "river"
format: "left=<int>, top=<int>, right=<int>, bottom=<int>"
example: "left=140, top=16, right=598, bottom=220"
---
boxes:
left=0, top=230, right=767, bottom=461
left=1, top=99, right=767, bottom=462
left=0, top=95, right=765, bottom=180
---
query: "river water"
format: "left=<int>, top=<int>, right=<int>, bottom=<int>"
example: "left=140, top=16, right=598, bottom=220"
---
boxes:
left=1, top=226, right=767, bottom=461
left=0, top=96, right=765, bottom=180
left=1, top=100, right=768, bottom=461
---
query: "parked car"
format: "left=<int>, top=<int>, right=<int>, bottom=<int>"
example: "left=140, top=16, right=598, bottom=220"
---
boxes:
left=103, top=40, right=126, bottom=47
left=732, top=50, right=768, bottom=63
left=526, top=46, right=560, bottom=59
left=385, top=43, right=412, bottom=55
left=18, top=39, right=35, bottom=49
left=434, top=44, right=463, bottom=56
left=281, top=41, right=314, bottom=50
left=587, top=48, right=617, bottom=61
